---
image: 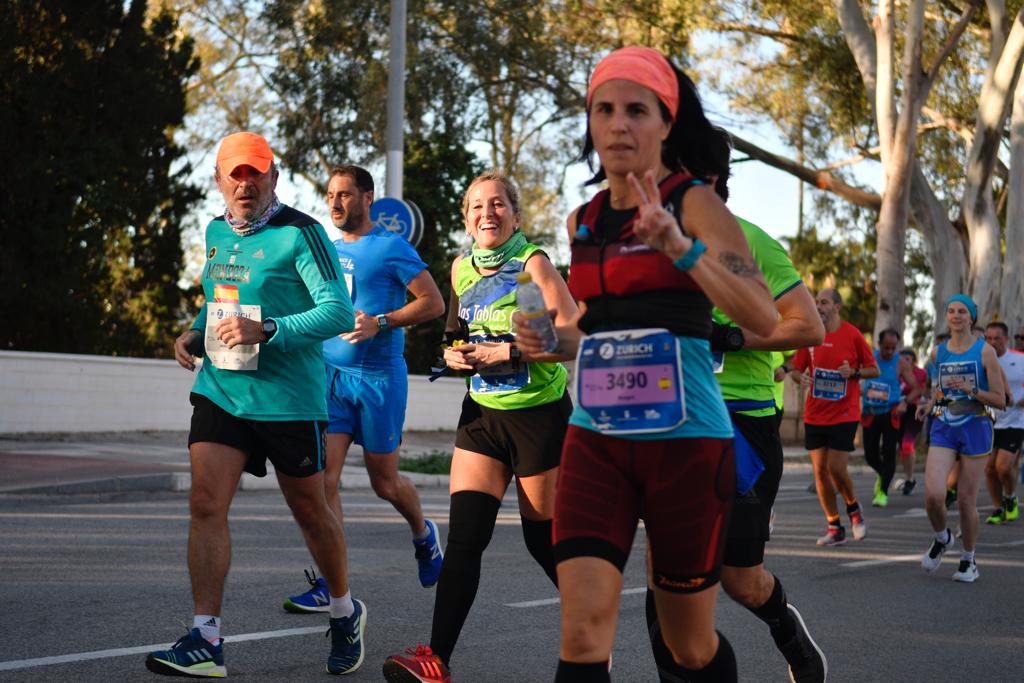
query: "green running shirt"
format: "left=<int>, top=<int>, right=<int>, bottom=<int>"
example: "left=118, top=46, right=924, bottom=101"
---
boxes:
left=712, top=218, right=802, bottom=417
left=454, top=242, right=566, bottom=410
left=190, top=205, right=354, bottom=420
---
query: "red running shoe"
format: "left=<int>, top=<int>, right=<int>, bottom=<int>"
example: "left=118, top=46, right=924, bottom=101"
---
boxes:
left=383, top=645, right=451, bottom=683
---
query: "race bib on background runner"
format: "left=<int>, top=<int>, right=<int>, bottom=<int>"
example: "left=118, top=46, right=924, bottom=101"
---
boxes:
left=863, top=380, right=891, bottom=407
left=576, top=329, right=685, bottom=434
left=204, top=302, right=261, bottom=371
left=812, top=368, right=846, bottom=401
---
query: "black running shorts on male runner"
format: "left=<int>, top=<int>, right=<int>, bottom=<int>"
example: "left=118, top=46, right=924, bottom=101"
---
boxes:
left=188, top=393, right=326, bottom=478
left=993, top=427, right=1024, bottom=455
left=454, top=391, right=571, bottom=477
left=553, top=425, right=734, bottom=593
left=724, top=412, right=784, bottom=568
left=804, top=421, right=859, bottom=452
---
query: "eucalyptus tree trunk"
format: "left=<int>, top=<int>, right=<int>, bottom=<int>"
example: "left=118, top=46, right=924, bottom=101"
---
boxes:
left=962, top=7, right=1024, bottom=324
left=1003, top=69, right=1024, bottom=333
left=909, top=164, right=967, bottom=319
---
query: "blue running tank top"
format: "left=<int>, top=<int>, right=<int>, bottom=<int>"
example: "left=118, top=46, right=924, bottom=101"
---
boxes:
left=935, top=338, right=988, bottom=427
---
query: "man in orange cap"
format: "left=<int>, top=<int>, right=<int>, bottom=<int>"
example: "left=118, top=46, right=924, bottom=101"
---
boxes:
left=146, top=132, right=363, bottom=677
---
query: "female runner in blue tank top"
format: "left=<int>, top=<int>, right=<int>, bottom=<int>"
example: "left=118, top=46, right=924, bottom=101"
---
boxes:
left=517, top=47, right=777, bottom=683
left=916, top=295, right=1004, bottom=583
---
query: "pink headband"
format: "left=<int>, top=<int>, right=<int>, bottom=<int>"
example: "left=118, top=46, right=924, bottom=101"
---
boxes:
left=586, top=47, right=679, bottom=122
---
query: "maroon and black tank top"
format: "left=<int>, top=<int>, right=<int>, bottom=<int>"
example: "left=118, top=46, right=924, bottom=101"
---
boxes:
left=567, top=172, right=712, bottom=338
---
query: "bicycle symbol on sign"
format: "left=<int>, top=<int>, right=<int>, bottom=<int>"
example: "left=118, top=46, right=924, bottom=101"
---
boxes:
left=374, top=212, right=408, bottom=235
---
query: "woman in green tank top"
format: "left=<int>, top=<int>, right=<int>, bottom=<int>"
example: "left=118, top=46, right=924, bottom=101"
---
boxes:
left=382, top=172, right=578, bottom=681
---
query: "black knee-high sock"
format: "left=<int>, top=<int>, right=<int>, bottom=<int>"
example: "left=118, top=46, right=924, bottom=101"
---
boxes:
left=429, top=491, right=500, bottom=666
left=680, top=631, right=737, bottom=683
left=647, top=590, right=739, bottom=683
left=554, top=660, right=610, bottom=683
left=521, top=517, right=558, bottom=587
left=746, top=574, right=796, bottom=645
left=645, top=587, right=678, bottom=682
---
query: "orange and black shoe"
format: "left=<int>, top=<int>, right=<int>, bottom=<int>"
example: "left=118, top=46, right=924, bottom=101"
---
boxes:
left=383, top=645, right=451, bottom=683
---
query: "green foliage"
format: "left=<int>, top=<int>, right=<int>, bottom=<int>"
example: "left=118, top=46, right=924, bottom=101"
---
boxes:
left=0, top=0, right=199, bottom=355
left=402, top=130, right=483, bottom=374
left=398, top=450, right=452, bottom=474
left=783, top=225, right=876, bottom=333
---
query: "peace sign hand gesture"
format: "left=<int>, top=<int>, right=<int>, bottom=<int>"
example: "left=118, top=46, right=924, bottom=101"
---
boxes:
left=627, top=170, right=693, bottom=261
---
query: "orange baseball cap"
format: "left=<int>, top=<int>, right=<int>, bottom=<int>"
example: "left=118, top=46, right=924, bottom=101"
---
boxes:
left=216, top=132, right=274, bottom=175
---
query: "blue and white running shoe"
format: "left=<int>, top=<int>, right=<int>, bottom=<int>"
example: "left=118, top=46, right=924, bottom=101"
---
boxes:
left=145, top=628, right=226, bottom=678
left=326, top=598, right=367, bottom=675
left=283, top=568, right=331, bottom=613
left=413, top=519, right=444, bottom=587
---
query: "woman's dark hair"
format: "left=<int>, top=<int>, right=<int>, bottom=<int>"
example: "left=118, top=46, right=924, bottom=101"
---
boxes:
left=579, top=58, right=727, bottom=192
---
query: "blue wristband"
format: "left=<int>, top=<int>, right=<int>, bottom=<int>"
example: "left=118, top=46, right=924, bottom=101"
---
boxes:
left=673, top=239, right=707, bottom=272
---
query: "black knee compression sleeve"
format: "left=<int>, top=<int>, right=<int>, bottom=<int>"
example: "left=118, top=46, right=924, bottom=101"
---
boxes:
left=521, top=517, right=558, bottom=587
left=429, top=491, right=501, bottom=665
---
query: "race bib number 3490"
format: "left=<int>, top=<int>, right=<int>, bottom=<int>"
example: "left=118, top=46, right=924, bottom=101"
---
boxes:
left=576, top=329, right=685, bottom=434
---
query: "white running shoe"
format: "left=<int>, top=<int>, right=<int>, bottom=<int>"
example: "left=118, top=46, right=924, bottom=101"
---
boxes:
left=951, top=559, right=979, bottom=583
left=849, top=505, right=868, bottom=541
left=921, top=530, right=954, bottom=572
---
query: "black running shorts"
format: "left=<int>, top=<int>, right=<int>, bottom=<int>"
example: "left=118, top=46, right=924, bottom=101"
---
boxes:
left=993, top=427, right=1024, bottom=455
left=188, top=392, right=326, bottom=478
left=804, top=421, right=859, bottom=452
left=724, top=412, right=784, bottom=567
left=454, top=391, right=571, bottom=477
left=553, top=426, right=734, bottom=593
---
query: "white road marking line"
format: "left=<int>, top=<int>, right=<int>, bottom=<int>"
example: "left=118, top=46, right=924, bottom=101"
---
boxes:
left=0, top=511, right=525, bottom=525
left=841, top=553, right=922, bottom=568
left=0, top=626, right=322, bottom=672
left=505, top=586, right=646, bottom=608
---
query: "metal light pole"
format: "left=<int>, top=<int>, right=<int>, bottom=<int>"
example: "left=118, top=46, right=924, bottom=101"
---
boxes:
left=385, top=0, right=407, bottom=200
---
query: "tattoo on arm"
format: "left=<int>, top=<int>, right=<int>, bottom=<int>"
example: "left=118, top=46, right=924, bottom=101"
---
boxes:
left=718, top=251, right=761, bottom=277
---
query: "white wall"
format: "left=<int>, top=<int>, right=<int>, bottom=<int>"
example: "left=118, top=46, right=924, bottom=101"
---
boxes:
left=0, top=351, right=464, bottom=433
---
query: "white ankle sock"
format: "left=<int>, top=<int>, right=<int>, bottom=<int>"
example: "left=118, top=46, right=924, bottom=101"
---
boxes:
left=194, top=615, right=220, bottom=643
left=329, top=591, right=355, bottom=619
left=936, top=529, right=951, bottom=544
left=413, top=522, right=431, bottom=540
left=961, top=550, right=975, bottom=563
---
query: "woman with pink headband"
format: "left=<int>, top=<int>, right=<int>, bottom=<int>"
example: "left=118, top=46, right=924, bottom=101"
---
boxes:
left=517, top=47, right=777, bottom=682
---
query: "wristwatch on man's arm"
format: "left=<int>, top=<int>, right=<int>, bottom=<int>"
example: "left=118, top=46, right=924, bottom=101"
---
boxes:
left=262, top=318, right=277, bottom=342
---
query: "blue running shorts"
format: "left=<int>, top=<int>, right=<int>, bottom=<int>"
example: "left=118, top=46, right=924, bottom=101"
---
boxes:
left=326, top=367, right=408, bottom=453
left=929, top=416, right=994, bottom=458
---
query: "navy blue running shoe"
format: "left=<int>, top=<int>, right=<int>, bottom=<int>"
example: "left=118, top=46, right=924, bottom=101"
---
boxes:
left=413, top=519, right=443, bottom=587
left=284, top=568, right=330, bottom=613
left=145, top=628, right=226, bottom=678
left=326, top=598, right=367, bottom=675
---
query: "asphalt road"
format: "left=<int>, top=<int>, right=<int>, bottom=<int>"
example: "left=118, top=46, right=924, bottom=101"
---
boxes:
left=1, top=471, right=1022, bottom=682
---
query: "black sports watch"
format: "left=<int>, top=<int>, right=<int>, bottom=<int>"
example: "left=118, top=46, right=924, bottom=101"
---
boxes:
left=509, top=343, right=523, bottom=365
left=376, top=314, right=389, bottom=331
left=970, top=385, right=980, bottom=397
left=262, top=318, right=277, bottom=341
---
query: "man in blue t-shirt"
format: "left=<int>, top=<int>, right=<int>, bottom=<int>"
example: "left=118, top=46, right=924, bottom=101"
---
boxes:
left=283, top=165, right=446, bottom=614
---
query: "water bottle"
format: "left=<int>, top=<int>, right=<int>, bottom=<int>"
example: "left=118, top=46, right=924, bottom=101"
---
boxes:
left=515, top=272, right=559, bottom=353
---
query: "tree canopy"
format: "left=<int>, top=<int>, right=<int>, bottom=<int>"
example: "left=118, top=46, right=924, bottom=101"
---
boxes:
left=0, top=0, right=199, bottom=356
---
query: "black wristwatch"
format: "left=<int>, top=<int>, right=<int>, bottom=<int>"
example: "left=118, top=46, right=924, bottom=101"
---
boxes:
left=509, top=343, right=523, bottom=364
left=376, top=314, right=389, bottom=332
left=852, top=368, right=861, bottom=379
left=262, top=318, right=277, bottom=342
left=971, top=385, right=980, bottom=397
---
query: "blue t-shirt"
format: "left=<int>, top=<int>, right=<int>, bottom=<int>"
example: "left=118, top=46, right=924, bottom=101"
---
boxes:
left=323, top=227, right=427, bottom=377
left=862, top=350, right=903, bottom=415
